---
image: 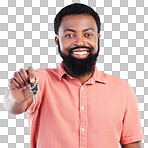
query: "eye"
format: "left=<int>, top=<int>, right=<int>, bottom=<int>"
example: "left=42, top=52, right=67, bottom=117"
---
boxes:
left=65, top=34, right=74, bottom=38
left=84, top=33, right=93, bottom=37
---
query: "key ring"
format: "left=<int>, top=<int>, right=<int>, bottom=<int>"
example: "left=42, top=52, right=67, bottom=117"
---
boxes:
left=30, top=78, right=39, bottom=90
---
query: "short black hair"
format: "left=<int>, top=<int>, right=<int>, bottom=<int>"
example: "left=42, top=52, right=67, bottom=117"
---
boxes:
left=54, top=3, right=101, bottom=35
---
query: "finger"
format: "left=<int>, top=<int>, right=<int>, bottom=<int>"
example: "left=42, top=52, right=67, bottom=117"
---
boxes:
left=19, top=68, right=30, bottom=86
left=13, top=72, right=25, bottom=88
left=9, top=78, right=21, bottom=90
left=26, top=66, right=36, bottom=84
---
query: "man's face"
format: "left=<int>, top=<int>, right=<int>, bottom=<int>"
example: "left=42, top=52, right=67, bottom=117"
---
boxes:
left=55, top=14, right=101, bottom=77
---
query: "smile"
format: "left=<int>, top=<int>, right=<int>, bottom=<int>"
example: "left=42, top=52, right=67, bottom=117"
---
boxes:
left=71, top=49, right=89, bottom=59
left=72, top=51, right=88, bottom=55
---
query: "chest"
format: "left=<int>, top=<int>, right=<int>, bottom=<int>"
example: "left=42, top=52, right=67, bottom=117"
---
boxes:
left=42, top=81, right=125, bottom=127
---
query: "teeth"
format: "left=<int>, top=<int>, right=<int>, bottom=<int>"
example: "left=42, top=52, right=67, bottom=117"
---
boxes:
left=73, top=51, right=87, bottom=55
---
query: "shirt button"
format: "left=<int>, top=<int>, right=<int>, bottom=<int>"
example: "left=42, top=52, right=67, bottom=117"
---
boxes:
left=70, top=76, right=72, bottom=79
left=81, top=128, right=85, bottom=132
left=81, top=87, right=84, bottom=90
left=81, top=106, right=85, bottom=110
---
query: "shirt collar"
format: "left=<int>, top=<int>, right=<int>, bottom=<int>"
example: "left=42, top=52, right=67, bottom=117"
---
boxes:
left=57, top=61, right=106, bottom=84
left=57, top=62, right=67, bottom=80
left=89, top=65, right=106, bottom=84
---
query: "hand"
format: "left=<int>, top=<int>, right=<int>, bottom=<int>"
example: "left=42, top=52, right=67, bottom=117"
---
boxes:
left=8, top=67, right=36, bottom=103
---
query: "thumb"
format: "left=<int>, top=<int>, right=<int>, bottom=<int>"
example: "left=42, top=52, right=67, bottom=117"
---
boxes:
left=27, top=67, right=36, bottom=84
left=30, top=76, right=36, bottom=84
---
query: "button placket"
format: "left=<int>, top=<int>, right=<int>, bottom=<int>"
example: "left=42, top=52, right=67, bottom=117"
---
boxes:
left=79, top=86, right=87, bottom=148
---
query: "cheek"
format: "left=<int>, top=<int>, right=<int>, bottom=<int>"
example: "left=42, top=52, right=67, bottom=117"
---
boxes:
left=91, top=40, right=98, bottom=54
left=60, top=37, right=74, bottom=49
left=59, top=39, right=71, bottom=54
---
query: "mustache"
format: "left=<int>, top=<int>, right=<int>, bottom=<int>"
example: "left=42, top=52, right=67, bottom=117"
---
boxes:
left=68, top=46, right=93, bottom=53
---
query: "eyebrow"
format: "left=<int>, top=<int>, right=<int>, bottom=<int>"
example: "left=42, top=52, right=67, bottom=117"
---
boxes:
left=63, top=29, right=76, bottom=33
left=63, top=28, right=95, bottom=33
left=83, top=28, right=95, bottom=32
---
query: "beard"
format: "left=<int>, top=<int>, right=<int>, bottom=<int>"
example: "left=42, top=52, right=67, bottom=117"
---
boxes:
left=58, top=43, right=100, bottom=77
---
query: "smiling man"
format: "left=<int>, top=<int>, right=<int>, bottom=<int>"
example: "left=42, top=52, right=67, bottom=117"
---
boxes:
left=4, top=3, right=144, bottom=148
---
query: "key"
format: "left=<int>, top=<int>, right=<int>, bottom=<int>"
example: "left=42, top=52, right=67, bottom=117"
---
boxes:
left=30, top=78, right=39, bottom=104
left=33, top=91, right=37, bottom=104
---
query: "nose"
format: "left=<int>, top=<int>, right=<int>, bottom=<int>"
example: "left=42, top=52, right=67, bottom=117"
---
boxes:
left=74, top=34, right=86, bottom=47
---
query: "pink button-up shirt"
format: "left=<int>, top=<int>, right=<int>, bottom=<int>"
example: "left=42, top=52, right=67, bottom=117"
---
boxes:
left=26, top=62, right=144, bottom=148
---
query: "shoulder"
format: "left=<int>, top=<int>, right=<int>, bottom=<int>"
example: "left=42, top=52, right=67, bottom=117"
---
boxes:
left=34, top=67, right=58, bottom=76
left=34, top=67, right=59, bottom=82
left=98, top=70, right=135, bottom=97
left=100, top=70, right=130, bottom=88
left=101, top=71, right=137, bottom=106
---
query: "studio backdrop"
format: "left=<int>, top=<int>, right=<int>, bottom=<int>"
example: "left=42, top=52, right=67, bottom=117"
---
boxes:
left=0, top=0, right=147, bottom=148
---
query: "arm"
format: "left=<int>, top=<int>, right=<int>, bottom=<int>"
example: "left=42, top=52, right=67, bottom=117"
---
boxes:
left=120, top=82, right=144, bottom=146
left=3, top=67, right=36, bottom=114
left=121, top=141, right=142, bottom=148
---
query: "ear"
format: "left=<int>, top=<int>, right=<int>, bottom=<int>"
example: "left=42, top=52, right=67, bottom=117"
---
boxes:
left=55, top=36, right=59, bottom=46
left=98, top=33, right=101, bottom=43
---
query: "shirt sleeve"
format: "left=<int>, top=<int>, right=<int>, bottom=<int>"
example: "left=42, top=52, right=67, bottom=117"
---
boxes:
left=120, top=83, right=145, bottom=144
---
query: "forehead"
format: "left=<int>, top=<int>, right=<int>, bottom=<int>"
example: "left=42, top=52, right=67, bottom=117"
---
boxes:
left=59, top=14, right=97, bottom=32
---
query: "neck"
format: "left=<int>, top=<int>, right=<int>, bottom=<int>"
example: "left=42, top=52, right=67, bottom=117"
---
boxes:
left=63, top=64, right=94, bottom=85
left=76, top=73, right=94, bottom=84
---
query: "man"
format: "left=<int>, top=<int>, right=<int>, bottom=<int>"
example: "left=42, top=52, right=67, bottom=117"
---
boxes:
left=4, top=3, right=144, bottom=148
